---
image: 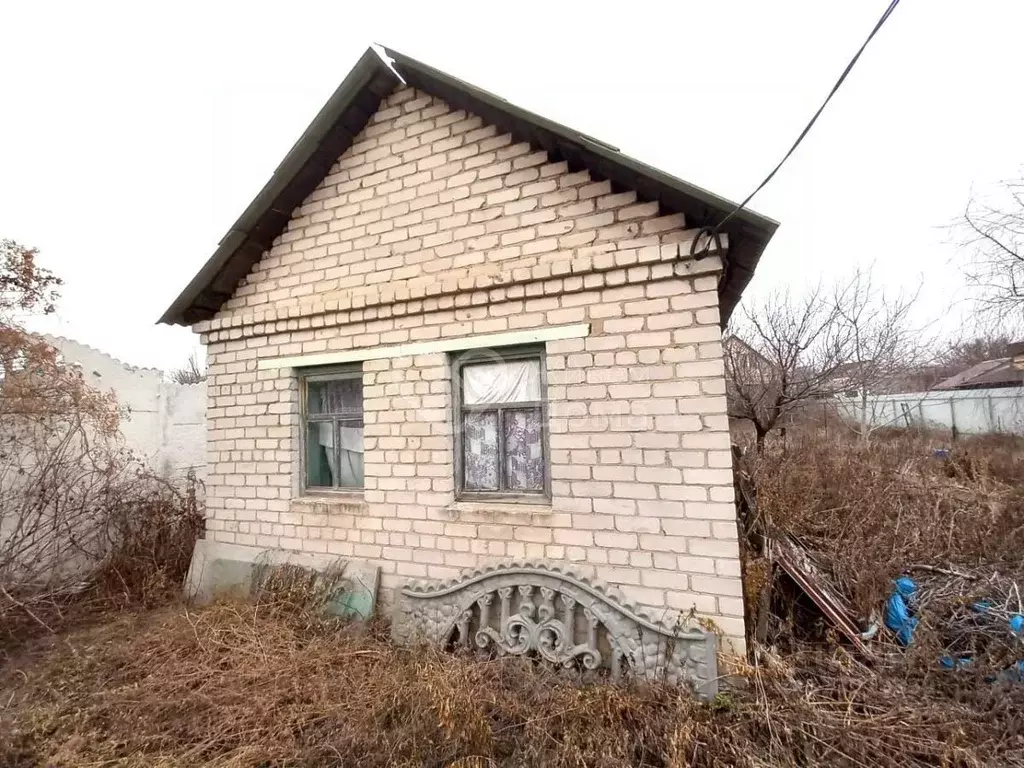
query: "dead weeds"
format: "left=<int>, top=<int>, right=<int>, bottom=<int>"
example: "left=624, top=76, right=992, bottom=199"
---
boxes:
left=0, top=470, right=204, bottom=662
left=2, top=428, right=1023, bottom=766
left=2, top=596, right=1022, bottom=767
left=751, top=428, right=1024, bottom=615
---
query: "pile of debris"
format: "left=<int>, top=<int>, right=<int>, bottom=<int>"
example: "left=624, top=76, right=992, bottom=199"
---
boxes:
left=735, top=429, right=1024, bottom=685
left=888, top=567, right=1024, bottom=680
left=767, top=537, right=1024, bottom=681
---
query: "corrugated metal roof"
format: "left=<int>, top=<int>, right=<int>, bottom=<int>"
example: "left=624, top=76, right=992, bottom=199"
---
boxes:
left=159, top=46, right=778, bottom=326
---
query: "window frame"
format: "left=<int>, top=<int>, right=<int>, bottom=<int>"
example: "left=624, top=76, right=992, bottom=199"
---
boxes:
left=298, top=364, right=364, bottom=495
left=451, top=345, right=551, bottom=503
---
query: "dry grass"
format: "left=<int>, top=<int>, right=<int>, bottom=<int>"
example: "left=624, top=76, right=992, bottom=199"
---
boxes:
left=751, top=427, right=1024, bottom=614
left=3, top=426, right=1024, bottom=766
left=742, top=426, right=1024, bottom=681
left=2, top=592, right=1023, bottom=768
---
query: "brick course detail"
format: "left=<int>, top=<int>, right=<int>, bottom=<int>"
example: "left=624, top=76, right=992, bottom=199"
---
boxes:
left=198, top=86, right=746, bottom=652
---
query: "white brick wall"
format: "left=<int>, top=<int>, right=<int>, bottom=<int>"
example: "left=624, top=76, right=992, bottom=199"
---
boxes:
left=196, top=86, right=746, bottom=652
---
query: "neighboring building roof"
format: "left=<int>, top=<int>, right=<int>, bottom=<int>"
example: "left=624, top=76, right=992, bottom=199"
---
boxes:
left=1008, top=340, right=1024, bottom=371
left=159, top=46, right=778, bottom=327
left=932, top=357, right=1024, bottom=391
left=723, top=335, right=773, bottom=369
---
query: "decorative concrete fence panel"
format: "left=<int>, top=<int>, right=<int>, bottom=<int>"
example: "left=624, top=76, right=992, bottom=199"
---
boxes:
left=393, top=560, right=720, bottom=697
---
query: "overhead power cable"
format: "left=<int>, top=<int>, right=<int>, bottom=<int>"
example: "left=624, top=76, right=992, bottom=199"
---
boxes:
left=692, top=0, right=901, bottom=258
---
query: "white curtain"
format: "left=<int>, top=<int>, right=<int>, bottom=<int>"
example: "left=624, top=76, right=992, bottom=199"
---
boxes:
left=463, top=360, right=541, bottom=405
left=318, top=423, right=364, bottom=486
left=318, top=423, right=336, bottom=480
left=338, top=426, right=364, bottom=487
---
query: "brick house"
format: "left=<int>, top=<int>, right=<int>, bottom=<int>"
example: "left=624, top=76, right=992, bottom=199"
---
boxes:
left=162, top=47, right=777, bottom=658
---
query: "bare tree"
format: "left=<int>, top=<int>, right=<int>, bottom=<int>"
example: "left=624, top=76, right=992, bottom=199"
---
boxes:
left=941, top=332, right=1014, bottom=370
left=724, top=285, right=849, bottom=452
left=958, top=175, right=1024, bottom=326
left=727, top=268, right=934, bottom=448
left=830, top=268, right=929, bottom=441
left=171, top=351, right=205, bottom=384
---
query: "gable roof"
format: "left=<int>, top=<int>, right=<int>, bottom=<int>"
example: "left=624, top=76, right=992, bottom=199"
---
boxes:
left=723, top=335, right=774, bottom=370
left=933, top=357, right=1024, bottom=391
left=159, top=46, right=778, bottom=327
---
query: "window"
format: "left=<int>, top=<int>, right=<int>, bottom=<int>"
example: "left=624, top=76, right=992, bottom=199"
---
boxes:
left=452, top=347, right=548, bottom=500
left=301, top=367, right=363, bottom=491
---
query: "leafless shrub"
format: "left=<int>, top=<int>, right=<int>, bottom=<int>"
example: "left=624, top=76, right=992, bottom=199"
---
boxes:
left=725, top=284, right=849, bottom=451
left=728, top=267, right=936, bottom=449
left=2, top=349, right=120, bottom=583
left=0, top=429, right=204, bottom=654
left=0, top=239, right=203, bottom=654
left=170, top=351, right=205, bottom=384
left=832, top=268, right=935, bottom=441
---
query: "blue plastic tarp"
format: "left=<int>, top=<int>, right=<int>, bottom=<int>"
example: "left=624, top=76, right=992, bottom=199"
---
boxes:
left=885, top=577, right=919, bottom=646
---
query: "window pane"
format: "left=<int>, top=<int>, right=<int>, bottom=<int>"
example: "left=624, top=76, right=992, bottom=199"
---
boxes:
left=463, top=411, right=499, bottom=490
left=504, top=408, right=544, bottom=492
left=306, top=421, right=364, bottom=488
left=337, top=423, right=364, bottom=488
left=463, top=359, right=541, bottom=405
left=307, top=377, right=362, bottom=416
left=306, top=422, right=335, bottom=487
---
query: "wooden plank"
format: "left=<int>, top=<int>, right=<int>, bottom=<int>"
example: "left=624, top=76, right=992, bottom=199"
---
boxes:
left=773, top=533, right=872, bottom=656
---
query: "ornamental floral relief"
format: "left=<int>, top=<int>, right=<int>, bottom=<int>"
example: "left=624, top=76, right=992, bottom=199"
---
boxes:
left=392, top=560, right=719, bottom=698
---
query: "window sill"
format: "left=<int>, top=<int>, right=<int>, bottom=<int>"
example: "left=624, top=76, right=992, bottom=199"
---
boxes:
left=293, top=492, right=367, bottom=514
left=445, top=499, right=553, bottom=517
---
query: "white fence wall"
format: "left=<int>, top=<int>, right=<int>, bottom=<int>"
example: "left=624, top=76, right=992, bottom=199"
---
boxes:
left=46, top=336, right=207, bottom=481
left=836, top=387, right=1024, bottom=436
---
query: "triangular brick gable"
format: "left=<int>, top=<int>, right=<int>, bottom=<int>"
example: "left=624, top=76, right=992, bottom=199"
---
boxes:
left=160, top=48, right=776, bottom=327
left=221, top=86, right=702, bottom=320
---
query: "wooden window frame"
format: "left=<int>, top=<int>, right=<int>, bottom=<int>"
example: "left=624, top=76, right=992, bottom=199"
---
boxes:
left=299, top=364, right=364, bottom=495
left=451, top=345, right=550, bottom=503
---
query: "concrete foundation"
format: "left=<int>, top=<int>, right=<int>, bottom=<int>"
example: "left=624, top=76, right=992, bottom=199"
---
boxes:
left=184, top=538, right=379, bottom=618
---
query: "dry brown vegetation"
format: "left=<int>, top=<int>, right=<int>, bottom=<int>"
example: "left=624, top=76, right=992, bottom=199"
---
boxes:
left=0, top=471, right=203, bottom=660
left=751, top=425, right=1024, bottom=616
left=3, top=235, right=1024, bottom=768
left=1, top=427, right=1023, bottom=767
left=2, top=582, right=1022, bottom=767
left=0, top=238, right=205, bottom=658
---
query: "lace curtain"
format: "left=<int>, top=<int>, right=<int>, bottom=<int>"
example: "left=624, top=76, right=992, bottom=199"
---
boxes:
left=462, top=359, right=544, bottom=492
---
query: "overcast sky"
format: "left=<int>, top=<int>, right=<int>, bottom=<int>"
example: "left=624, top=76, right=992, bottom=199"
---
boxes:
left=1, top=1, right=1021, bottom=371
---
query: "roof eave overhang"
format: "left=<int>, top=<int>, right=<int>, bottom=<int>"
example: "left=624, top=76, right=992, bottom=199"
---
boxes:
left=159, top=48, right=400, bottom=325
